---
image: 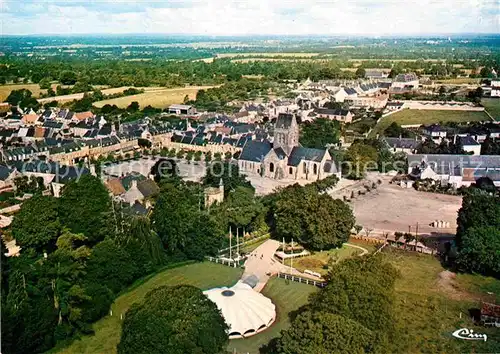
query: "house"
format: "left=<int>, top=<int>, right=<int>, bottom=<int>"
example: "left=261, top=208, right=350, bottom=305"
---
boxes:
left=422, top=124, right=447, bottom=142
left=491, top=80, right=500, bottom=98
left=457, top=135, right=481, bottom=156
left=313, top=108, right=353, bottom=123
left=22, top=114, right=39, bottom=125
left=383, top=137, right=419, bottom=154
left=168, top=104, right=196, bottom=115
left=391, top=73, right=419, bottom=90
left=480, top=302, right=500, bottom=327
left=121, top=178, right=160, bottom=206
left=0, top=164, right=15, bottom=191
left=332, top=87, right=357, bottom=103
left=408, top=154, right=500, bottom=188
left=73, top=111, right=94, bottom=122
left=346, top=94, right=388, bottom=109
left=365, top=69, right=389, bottom=79
left=238, top=113, right=341, bottom=181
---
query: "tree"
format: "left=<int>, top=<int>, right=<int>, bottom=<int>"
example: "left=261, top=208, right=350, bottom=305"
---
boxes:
left=310, top=256, right=398, bottom=332
left=58, top=175, right=113, bottom=243
left=344, top=142, right=378, bottom=179
left=355, top=67, right=366, bottom=79
left=59, top=71, right=77, bottom=85
left=85, top=239, right=139, bottom=294
left=126, top=101, right=140, bottom=112
left=11, top=195, right=61, bottom=253
left=117, top=285, right=228, bottom=354
left=273, top=311, right=375, bottom=354
left=39, top=78, right=52, bottom=89
left=273, top=184, right=355, bottom=250
left=202, top=162, right=253, bottom=197
left=455, top=190, right=500, bottom=275
left=457, top=226, right=500, bottom=276
left=300, top=118, right=340, bottom=149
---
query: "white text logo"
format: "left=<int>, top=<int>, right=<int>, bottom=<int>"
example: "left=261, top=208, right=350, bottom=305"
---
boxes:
left=452, top=328, right=487, bottom=342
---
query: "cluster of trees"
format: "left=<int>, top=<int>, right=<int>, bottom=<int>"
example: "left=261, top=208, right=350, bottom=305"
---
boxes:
left=299, top=118, right=340, bottom=149
left=416, top=139, right=465, bottom=155
left=265, top=256, right=403, bottom=353
left=4, top=89, right=40, bottom=110
left=454, top=189, right=500, bottom=276
left=1, top=175, right=166, bottom=354
left=383, top=122, right=415, bottom=138
left=267, top=183, right=355, bottom=250
left=481, top=137, right=500, bottom=155
left=118, top=285, right=228, bottom=354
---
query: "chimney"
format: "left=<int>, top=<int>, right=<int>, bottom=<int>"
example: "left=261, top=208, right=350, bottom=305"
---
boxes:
left=131, top=179, right=138, bottom=189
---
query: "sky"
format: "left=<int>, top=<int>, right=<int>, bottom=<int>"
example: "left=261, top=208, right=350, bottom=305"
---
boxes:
left=1, top=0, right=499, bottom=36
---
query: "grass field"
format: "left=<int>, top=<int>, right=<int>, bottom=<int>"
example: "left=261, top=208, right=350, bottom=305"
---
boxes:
left=435, top=78, right=481, bottom=85
left=482, top=98, right=500, bottom=121
left=387, top=249, right=500, bottom=353
left=54, top=262, right=242, bottom=354
left=283, top=244, right=362, bottom=276
left=93, top=86, right=217, bottom=109
left=371, top=109, right=491, bottom=136
left=227, top=277, right=318, bottom=354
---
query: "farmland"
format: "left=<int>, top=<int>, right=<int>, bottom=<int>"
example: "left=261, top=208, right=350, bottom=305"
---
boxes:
left=371, top=109, right=491, bottom=136
left=93, top=86, right=218, bottom=109
left=482, top=98, right=500, bottom=121
left=0, top=83, right=58, bottom=101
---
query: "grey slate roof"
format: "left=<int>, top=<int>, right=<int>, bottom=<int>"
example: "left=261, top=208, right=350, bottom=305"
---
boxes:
left=275, top=113, right=294, bottom=129
left=314, top=108, right=350, bottom=116
left=458, top=135, right=480, bottom=146
left=239, top=140, right=272, bottom=162
left=384, top=137, right=419, bottom=150
left=288, top=147, right=326, bottom=166
left=0, top=164, right=12, bottom=181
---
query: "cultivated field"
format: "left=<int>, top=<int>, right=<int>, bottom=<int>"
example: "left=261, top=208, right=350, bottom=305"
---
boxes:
left=54, top=262, right=242, bottom=354
left=216, top=52, right=320, bottom=58
left=0, top=83, right=59, bottom=101
left=482, top=98, right=500, bottom=121
left=371, top=109, right=490, bottom=136
left=435, top=78, right=481, bottom=85
left=37, top=86, right=150, bottom=104
left=93, top=86, right=217, bottom=109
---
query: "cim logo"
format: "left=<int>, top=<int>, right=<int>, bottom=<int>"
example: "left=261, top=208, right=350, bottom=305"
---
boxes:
left=452, top=328, right=487, bottom=342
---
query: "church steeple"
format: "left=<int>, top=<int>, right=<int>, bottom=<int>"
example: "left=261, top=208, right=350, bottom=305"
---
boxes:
left=273, top=113, right=298, bottom=156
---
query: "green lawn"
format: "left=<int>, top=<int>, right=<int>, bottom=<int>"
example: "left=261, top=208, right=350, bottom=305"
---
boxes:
left=371, top=109, right=491, bottom=137
left=54, top=262, right=242, bottom=354
left=386, top=249, right=500, bottom=353
left=283, top=244, right=362, bottom=276
left=227, top=278, right=318, bottom=354
left=482, top=98, right=500, bottom=121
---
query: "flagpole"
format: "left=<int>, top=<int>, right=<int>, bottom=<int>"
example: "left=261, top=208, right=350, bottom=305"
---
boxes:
left=229, top=226, right=232, bottom=260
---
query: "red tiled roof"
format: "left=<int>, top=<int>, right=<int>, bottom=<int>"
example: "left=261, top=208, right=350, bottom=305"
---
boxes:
left=481, top=302, right=500, bottom=318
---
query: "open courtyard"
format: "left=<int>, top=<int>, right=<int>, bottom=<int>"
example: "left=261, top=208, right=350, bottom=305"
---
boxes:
left=329, top=174, right=462, bottom=238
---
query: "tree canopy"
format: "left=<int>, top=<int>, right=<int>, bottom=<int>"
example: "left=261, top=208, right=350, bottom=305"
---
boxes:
left=117, top=285, right=228, bottom=354
left=300, top=118, right=340, bottom=149
left=58, top=175, right=113, bottom=243
left=455, top=190, right=500, bottom=276
left=272, top=184, right=355, bottom=250
left=11, top=195, right=61, bottom=253
left=202, top=162, right=253, bottom=197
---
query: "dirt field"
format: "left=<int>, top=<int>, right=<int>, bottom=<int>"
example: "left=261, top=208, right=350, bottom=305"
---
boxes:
left=339, top=175, right=462, bottom=237
left=217, top=52, right=320, bottom=58
left=93, top=86, right=217, bottom=109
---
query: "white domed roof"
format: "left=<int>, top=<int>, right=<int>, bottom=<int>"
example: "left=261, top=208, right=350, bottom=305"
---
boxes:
left=204, top=281, right=276, bottom=338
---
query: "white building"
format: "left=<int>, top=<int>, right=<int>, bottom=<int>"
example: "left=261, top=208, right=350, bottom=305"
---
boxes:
left=491, top=80, right=500, bottom=97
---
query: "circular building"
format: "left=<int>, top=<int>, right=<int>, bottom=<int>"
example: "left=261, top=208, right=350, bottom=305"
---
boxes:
left=203, top=281, right=276, bottom=338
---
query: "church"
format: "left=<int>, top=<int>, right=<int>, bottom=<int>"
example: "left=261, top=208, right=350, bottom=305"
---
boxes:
left=238, top=113, right=340, bottom=181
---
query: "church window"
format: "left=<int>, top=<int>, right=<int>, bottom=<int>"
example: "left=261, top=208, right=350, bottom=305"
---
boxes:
left=313, top=164, right=318, bottom=175
left=289, top=167, right=293, bottom=175
left=303, top=162, right=307, bottom=174
left=270, top=162, right=275, bottom=173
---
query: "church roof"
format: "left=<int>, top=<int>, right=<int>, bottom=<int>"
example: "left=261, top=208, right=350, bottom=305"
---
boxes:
left=288, top=147, right=327, bottom=166
left=239, top=140, right=272, bottom=162
left=275, top=113, right=295, bottom=129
